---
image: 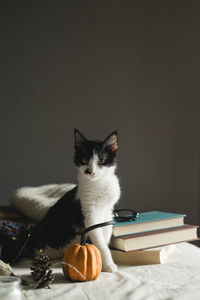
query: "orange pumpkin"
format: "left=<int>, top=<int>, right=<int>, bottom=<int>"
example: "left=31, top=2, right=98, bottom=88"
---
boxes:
left=62, top=221, right=114, bottom=282
left=62, top=242, right=102, bottom=281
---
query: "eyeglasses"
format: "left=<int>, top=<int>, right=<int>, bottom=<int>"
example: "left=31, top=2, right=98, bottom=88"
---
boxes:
left=113, top=209, right=139, bottom=222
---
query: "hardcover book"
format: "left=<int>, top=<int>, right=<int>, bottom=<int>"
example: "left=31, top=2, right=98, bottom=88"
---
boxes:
left=110, top=224, right=199, bottom=252
left=113, top=211, right=186, bottom=237
left=111, top=248, right=163, bottom=265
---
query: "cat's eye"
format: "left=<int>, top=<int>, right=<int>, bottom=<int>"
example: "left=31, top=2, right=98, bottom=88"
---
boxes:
left=98, top=159, right=104, bottom=165
left=82, top=158, right=88, bottom=164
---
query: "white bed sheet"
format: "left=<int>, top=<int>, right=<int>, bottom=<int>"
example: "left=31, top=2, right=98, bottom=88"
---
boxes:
left=13, top=242, right=200, bottom=300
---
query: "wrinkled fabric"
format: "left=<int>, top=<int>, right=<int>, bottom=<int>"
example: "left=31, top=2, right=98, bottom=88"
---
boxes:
left=13, top=242, right=200, bottom=300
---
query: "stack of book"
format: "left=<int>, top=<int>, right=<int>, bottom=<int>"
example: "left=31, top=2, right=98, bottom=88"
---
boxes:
left=110, top=211, right=200, bottom=265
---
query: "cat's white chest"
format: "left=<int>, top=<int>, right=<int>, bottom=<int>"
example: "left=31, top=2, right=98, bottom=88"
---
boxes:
left=78, top=173, right=120, bottom=211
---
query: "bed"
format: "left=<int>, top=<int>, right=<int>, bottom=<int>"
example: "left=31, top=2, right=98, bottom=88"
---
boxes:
left=12, top=242, right=200, bottom=300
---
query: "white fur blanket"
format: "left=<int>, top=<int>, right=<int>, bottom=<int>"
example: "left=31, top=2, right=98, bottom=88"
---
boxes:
left=10, top=183, right=76, bottom=222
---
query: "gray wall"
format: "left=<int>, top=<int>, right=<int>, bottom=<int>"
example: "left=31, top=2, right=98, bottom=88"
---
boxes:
left=1, top=1, right=200, bottom=227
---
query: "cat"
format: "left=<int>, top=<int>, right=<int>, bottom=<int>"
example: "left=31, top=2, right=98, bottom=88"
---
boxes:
left=24, top=129, right=121, bottom=272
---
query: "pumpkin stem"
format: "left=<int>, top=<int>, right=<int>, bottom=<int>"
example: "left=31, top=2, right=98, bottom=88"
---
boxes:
left=80, top=220, right=115, bottom=245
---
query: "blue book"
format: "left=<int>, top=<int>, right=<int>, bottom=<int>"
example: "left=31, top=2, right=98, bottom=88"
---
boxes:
left=112, top=211, right=186, bottom=237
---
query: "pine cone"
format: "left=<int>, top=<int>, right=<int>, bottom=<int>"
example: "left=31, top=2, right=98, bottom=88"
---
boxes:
left=30, top=253, right=54, bottom=288
left=39, top=269, right=54, bottom=288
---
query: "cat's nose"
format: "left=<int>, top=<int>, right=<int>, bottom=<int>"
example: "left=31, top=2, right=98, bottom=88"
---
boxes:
left=90, top=172, right=95, bottom=176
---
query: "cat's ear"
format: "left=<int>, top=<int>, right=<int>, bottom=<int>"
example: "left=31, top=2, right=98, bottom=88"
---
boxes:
left=74, top=129, right=88, bottom=148
left=103, top=131, right=118, bottom=153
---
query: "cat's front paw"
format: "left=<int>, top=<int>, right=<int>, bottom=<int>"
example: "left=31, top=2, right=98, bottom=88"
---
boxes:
left=102, top=263, right=118, bottom=273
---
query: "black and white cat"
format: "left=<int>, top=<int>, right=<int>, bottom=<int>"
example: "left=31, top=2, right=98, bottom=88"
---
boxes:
left=26, top=129, right=121, bottom=272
